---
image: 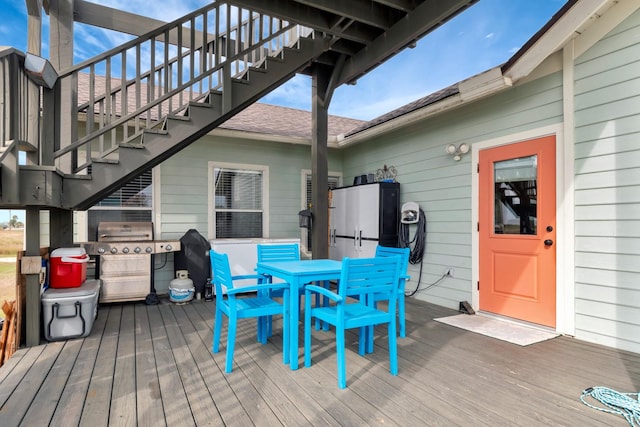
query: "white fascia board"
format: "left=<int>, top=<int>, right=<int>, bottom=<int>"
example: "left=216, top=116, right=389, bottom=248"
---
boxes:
left=209, top=128, right=340, bottom=148
left=338, top=66, right=513, bottom=148
left=458, top=67, right=512, bottom=102
left=336, top=93, right=463, bottom=148
left=573, top=0, right=640, bottom=58
left=505, top=0, right=617, bottom=83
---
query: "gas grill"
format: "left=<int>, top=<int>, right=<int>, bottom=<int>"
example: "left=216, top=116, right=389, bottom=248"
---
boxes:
left=80, top=222, right=180, bottom=303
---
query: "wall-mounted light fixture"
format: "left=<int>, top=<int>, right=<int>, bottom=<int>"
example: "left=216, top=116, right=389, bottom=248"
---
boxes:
left=445, top=143, right=470, bottom=161
left=25, top=53, right=58, bottom=89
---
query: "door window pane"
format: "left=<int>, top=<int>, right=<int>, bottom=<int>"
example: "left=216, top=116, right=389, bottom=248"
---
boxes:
left=494, top=155, right=537, bottom=235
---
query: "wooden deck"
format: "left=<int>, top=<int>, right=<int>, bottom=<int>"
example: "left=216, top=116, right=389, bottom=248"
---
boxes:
left=0, top=297, right=638, bottom=426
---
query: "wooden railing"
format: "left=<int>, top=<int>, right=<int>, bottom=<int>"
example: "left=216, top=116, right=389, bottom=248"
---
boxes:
left=0, top=47, right=42, bottom=204
left=50, top=1, right=312, bottom=175
left=0, top=47, right=35, bottom=158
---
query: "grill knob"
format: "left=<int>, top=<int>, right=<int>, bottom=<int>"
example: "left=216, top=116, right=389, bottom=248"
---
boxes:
left=165, top=244, right=173, bottom=251
left=110, top=247, right=118, bottom=254
left=122, top=247, right=130, bottom=254
left=134, top=247, right=141, bottom=253
left=145, top=247, right=153, bottom=253
left=98, top=247, right=105, bottom=254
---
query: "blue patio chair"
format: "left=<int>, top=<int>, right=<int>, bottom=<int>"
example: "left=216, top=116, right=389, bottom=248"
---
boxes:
left=375, top=246, right=410, bottom=338
left=210, top=250, right=290, bottom=373
left=257, top=243, right=300, bottom=337
left=303, top=256, right=401, bottom=389
left=257, top=243, right=330, bottom=334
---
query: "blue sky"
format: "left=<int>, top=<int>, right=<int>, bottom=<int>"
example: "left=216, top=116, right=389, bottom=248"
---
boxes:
left=0, top=0, right=565, bottom=222
left=1, top=0, right=566, bottom=120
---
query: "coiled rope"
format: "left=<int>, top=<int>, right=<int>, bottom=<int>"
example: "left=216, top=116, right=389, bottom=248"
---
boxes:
left=580, top=386, right=640, bottom=426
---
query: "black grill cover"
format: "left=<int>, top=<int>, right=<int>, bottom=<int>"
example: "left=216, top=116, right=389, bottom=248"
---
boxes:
left=174, top=229, right=210, bottom=295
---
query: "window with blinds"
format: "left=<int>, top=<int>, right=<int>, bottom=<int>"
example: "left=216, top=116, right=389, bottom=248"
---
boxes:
left=88, top=170, right=153, bottom=239
left=214, top=166, right=264, bottom=238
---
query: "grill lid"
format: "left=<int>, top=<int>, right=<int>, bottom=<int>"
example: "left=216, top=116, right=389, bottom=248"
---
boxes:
left=97, top=222, right=154, bottom=242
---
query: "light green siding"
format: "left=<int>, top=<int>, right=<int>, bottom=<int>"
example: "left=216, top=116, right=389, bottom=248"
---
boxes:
left=342, top=73, right=563, bottom=310
left=154, top=134, right=342, bottom=293
left=573, top=9, right=640, bottom=353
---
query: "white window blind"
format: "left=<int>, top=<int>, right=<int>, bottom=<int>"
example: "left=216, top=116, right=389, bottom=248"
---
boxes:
left=88, top=170, right=153, bottom=239
left=214, top=167, right=263, bottom=238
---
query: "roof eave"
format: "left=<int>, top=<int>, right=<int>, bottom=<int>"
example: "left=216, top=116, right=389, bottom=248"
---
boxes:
left=337, top=66, right=512, bottom=148
left=339, top=0, right=631, bottom=148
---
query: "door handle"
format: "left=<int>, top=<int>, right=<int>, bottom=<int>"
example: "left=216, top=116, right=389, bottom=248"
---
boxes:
left=544, top=239, right=554, bottom=246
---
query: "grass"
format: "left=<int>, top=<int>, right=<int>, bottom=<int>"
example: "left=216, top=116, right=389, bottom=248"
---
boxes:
left=0, top=229, right=24, bottom=256
left=0, top=229, right=23, bottom=318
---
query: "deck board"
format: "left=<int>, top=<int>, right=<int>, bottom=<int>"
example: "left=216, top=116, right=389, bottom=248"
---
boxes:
left=0, top=297, right=638, bottom=426
left=49, top=303, right=109, bottom=426
left=133, top=303, right=165, bottom=427
left=110, top=304, right=137, bottom=426
left=20, top=339, right=83, bottom=426
left=147, top=304, right=194, bottom=426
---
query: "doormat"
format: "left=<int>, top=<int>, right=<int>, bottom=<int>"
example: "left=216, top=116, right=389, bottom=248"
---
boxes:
left=434, top=314, right=558, bottom=346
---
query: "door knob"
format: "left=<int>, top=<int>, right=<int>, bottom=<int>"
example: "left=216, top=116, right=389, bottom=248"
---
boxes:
left=546, top=226, right=553, bottom=232
left=544, top=239, right=554, bottom=246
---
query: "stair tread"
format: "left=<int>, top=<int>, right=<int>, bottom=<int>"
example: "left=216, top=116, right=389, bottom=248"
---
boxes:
left=119, top=142, right=146, bottom=149
left=91, top=157, right=119, bottom=164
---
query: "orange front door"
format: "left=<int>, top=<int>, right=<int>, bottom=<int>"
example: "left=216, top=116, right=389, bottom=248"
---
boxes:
left=479, top=135, right=556, bottom=327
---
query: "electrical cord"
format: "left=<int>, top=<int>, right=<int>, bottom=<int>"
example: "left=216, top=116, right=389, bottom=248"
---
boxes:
left=399, top=208, right=451, bottom=296
left=399, top=208, right=426, bottom=265
left=399, top=208, right=427, bottom=296
left=154, top=252, right=168, bottom=270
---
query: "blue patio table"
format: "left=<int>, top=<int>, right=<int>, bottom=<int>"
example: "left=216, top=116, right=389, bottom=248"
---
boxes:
left=256, top=258, right=342, bottom=370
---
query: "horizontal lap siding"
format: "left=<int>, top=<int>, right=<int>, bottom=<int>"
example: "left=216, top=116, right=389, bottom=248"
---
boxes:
left=573, top=10, right=640, bottom=353
left=155, top=135, right=342, bottom=293
left=341, top=73, right=562, bottom=309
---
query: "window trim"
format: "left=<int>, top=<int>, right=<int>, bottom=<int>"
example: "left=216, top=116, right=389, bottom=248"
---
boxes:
left=208, top=161, right=269, bottom=239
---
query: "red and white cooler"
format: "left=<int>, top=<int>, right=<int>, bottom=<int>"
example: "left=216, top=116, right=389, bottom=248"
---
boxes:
left=50, top=248, right=89, bottom=288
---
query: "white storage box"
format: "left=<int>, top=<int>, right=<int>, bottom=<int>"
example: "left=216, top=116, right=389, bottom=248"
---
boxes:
left=42, top=279, right=101, bottom=341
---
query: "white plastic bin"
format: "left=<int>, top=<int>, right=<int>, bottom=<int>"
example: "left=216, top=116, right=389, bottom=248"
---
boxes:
left=42, top=279, right=101, bottom=341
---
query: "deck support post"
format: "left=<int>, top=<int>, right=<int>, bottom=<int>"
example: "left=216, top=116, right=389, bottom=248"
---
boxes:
left=25, top=207, right=41, bottom=346
left=311, top=66, right=331, bottom=259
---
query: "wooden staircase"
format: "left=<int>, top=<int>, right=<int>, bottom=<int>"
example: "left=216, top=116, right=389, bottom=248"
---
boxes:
left=0, top=3, right=329, bottom=210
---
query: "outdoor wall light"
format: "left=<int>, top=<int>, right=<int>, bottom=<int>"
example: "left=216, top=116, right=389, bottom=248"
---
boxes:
left=445, top=143, right=470, bottom=161
left=25, top=53, right=58, bottom=89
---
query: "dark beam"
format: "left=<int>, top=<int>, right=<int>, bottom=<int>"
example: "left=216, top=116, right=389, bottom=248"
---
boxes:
left=73, top=0, right=165, bottom=36
left=49, top=208, right=73, bottom=248
left=373, top=0, right=414, bottom=13
left=25, top=0, right=42, bottom=16
left=229, top=0, right=373, bottom=45
left=294, top=0, right=398, bottom=29
left=310, top=66, right=332, bottom=259
left=73, top=0, right=212, bottom=49
left=337, top=0, right=477, bottom=85
left=25, top=207, right=41, bottom=346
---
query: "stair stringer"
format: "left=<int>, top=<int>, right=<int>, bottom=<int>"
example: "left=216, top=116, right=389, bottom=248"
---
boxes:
left=61, top=36, right=330, bottom=210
